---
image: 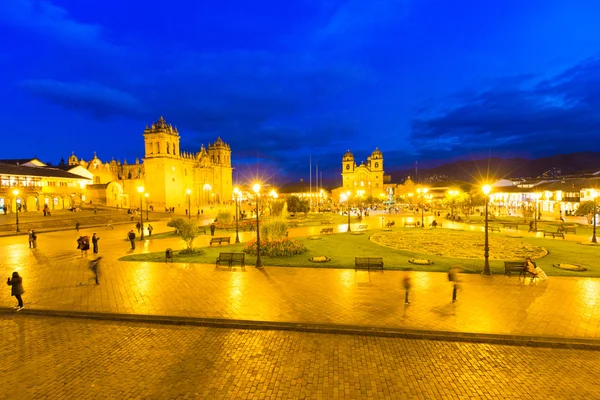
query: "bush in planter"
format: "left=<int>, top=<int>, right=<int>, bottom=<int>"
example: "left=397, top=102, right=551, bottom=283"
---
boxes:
left=260, top=219, right=288, bottom=241
left=217, top=210, right=233, bottom=225
left=244, top=238, right=307, bottom=257
left=167, top=218, right=204, bottom=252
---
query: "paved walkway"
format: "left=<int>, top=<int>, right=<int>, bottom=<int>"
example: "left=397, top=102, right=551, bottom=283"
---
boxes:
left=2, top=222, right=600, bottom=343
left=4, top=315, right=599, bottom=399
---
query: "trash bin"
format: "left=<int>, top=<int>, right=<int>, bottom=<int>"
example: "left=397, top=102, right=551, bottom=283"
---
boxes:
left=166, top=248, right=173, bottom=263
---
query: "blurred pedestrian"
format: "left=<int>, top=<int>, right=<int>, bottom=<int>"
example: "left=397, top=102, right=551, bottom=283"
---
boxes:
left=75, top=221, right=80, bottom=232
left=92, top=233, right=100, bottom=254
left=402, top=269, right=412, bottom=305
left=147, top=224, right=153, bottom=237
left=28, top=230, right=33, bottom=248
left=128, top=230, right=136, bottom=250
left=136, top=221, right=141, bottom=234
left=89, top=257, right=102, bottom=284
left=7, top=271, right=25, bottom=311
left=31, top=230, right=37, bottom=249
left=448, top=267, right=461, bottom=303
left=210, top=222, right=216, bottom=236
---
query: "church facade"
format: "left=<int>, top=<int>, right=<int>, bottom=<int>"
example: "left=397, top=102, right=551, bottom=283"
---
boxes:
left=339, top=148, right=386, bottom=199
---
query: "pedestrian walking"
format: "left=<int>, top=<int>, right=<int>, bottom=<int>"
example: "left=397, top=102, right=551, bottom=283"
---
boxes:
left=92, top=233, right=100, bottom=254
left=31, top=230, right=37, bottom=249
left=75, top=221, right=80, bottom=232
left=7, top=271, right=25, bottom=311
left=128, top=230, right=136, bottom=250
left=402, top=269, right=412, bottom=305
left=136, top=221, right=141, bottom=234
left=89, top=257, right=102, bottom=284
left=210, top=222, right=216, bottom=236
left=28, top=230, right=33, bottom=248
left=147, top=224, right=153, bottom=237
left=448, top=267, right=461, bottom=303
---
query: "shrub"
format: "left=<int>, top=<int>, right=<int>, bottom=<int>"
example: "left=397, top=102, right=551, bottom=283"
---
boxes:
left=167, top=218, right=203, bottom=251
left=244, top=238, right=307, bottom=257
left=217, top=210, right=233, bottom=225
left=260, top=219, right=288, bottom=241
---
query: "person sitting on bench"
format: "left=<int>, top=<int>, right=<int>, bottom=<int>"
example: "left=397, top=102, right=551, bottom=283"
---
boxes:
left=524, top=257, right=548, bottom=281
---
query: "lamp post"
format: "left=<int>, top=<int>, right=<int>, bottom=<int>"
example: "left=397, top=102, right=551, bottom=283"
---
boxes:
left=137, top=186, right=144, bottom=240
left=482, top=184, right=492, bottom=276
left=145, top=193, right=149, bottom=220
left=233, top=187, right=241, bottom=244
left=186, top=189, right=191, bottom=220
left=592, top=189, right=598, bottom=244
left=13, top=189, right=19, bottom=233
left=253, top=183, right=263, bottom=268
left=417, top=188, right=428, bottom=227
left=447, top=190, right=459, bottom=218
left=345, top=191, right=352, bottom=232
left=533, top=193, right=540, bottom=232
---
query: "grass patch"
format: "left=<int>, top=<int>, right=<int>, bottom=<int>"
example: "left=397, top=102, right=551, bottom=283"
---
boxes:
left=119, top=227, right=600, bottom=277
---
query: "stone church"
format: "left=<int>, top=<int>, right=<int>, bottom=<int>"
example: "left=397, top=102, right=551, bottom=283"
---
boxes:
left=70, top=116, right=233, bottom=210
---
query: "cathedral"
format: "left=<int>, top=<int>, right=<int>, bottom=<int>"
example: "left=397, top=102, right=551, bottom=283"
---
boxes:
left=340, top=148, right=386, bottom=199
left=69, top=116, right=233, bottom=210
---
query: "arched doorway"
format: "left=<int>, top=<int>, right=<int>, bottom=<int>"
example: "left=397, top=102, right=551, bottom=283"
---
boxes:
left=106, top=182, right=124, bottom=208
left=26, top=196, right=38, bottom=212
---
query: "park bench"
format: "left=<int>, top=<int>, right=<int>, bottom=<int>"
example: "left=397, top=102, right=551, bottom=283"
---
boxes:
left=355, top=257, right=384, bottom=272
left=558, top=226, right=576, bottom=234
left=215, top=252, right=245, bottom=268
left=489, top=226, right=501, bottom=232
left=504, top=260, right=537, bottom=280
left=429, top=222, right=442, bottom=228
left=404, top=222, right=416, bottom=228
left=320, top=228, right=334, bottom=235
left=357, top=224, right=368, bottom=231
left=385, top=221, right=395, bottom=228
left=543, top=231, right=564, bottom=239
left=502, top=223, right=519, bottom=229
left=321, top=220, right=332, bottom=225
left=210, top=237, right=231, bottom=246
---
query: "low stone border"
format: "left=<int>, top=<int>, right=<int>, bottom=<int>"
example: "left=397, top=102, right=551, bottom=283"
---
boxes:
left=408, top=258, right=434, bottom=265
left=382, top=228, right=393, bottom=232
left=552, top=263, right=587, bottom=272
left=308, top=236, right=322, bottom=240
left=505, top=235, right=523, bottom=239
left=309, top=256, right=331, bottom=263
left=578, top=242, right=600, bottom=246
left=351, top=232, right=364, bottom=235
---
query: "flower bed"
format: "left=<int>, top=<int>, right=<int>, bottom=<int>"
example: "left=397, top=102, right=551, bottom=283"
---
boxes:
left=552, top=263, right=587, bottom=271
left=408, top=258, right=434, bottom=265
left=309, top=256, right=331, bottom=263
left=244, top=238, right=307, bottom=257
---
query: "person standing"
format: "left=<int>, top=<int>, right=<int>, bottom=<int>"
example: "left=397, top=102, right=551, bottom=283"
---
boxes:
left=7, top=271, right=25, bottom=311
left=136, top=221, right=141, bottom=234
left=75, top=221, right=80, bottom=232
left=210, top=222, right=216, bottom=236
left=147, top=224, right=153, bottom=237
left=31, top=230, right=37, bottom=249
left=402, top=269, right=412, bottom=305
left=89, top=257, right=102, bottom=284
left=128, top=230, right=136, bottom=250
left=448, top=267, right=461, bottom=303
left=28, top=230, right=33, bottom=248
left=92, top=233, right=100, bottom=254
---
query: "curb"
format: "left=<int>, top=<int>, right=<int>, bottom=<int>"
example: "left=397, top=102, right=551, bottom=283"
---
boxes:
left=2, top=307, right=599, bottom=350
left=0, top=220, right=163, bottom=238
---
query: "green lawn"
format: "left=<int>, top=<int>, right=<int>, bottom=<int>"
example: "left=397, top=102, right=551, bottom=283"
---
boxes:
left=120, top=227, right=600, bottom=277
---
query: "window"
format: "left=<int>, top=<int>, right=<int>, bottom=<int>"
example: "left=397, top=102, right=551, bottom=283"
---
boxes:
left=375, top=162, right=379, bottom=168
left=346, top=164, right=350, bottom=170
left=167, top=142, right=170, bottom=154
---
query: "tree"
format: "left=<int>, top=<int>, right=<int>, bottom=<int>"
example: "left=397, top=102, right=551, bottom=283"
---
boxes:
left=167, top=218, right=204, bottom=252
left=575, top=201, right=596, bottom=224
left=287, top=195, right=310, bottom=214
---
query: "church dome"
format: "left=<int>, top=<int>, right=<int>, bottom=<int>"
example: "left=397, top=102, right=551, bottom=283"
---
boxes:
left=371, top=147, right=382, bottom=158
left=343, top=150, right=354, bottom=161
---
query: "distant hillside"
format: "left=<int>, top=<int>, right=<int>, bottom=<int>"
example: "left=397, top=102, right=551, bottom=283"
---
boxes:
left=389, top=152, right=600, bottom=183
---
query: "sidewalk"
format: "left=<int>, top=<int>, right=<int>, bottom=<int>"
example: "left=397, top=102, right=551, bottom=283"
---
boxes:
left=1, top=227, right=600, bottom=346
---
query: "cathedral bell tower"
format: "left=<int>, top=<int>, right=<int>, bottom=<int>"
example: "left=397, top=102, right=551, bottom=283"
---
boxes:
left=143, top=116, right=180, bottom=159
left=341, top=150, right=355, bottom=188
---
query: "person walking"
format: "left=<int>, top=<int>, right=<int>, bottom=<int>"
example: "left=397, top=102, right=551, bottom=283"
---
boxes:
left=147, top=224, right=153, bottom=237
left=128, top=230, right=136, bottom=250
left=28, top=230, right=33, bottom=248
left=448, top=267, right=461, bottom=303
left=92, top=233, right=100, bottom=254
left=89, top=257, right=102, bottom=284
left=7, top=271, right=25, bottom=311
left=75, top=221, right=80, bottom=232
left=31, top=230, right=37, bottom=249
left=402, top=269, right=412, bottom=305
left=210, top=222, right=216, bottom=236
left=136, top=221, right=141, bottom=234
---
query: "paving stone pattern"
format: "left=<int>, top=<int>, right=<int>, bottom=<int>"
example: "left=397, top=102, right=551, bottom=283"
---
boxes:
left=2, top=315, right=600, bottom=400
left=1, top=223, right=600, bottom=340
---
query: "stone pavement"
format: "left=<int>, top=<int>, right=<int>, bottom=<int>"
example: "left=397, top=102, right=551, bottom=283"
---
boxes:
left=1, top=222, right=600, bottom=344
left=2, top=315, right=600, bottom=400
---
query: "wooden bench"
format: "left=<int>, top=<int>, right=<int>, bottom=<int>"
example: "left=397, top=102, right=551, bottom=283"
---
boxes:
left=404, top=222, right=416, bottom=228
left=558, top=226, right=576, bottom=234
left=210, top=237, right=231, bottom=246
left=215, top=252, right=245, bottom=268
left=489, top=226, right=501, bottom=232
left=320, top=228, right=334, bottom=235
left=429, top=222, right=442, bottom=228
left=504, top=261, right=537, bottom=279
left=320, top=220, right=332, bottom=225
left=385, top=221, right=395, bottom=228
left=357, top=224, right=368, bottom=231
left=543, top=231, right=565, bottom=239
left=502, top=223, right=519, bottom=229
left=355, top=257, right=384, bottom=272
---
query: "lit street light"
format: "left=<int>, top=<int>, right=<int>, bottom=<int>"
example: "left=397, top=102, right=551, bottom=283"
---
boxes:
left=233, top=187, right=241, bottom=244
left=253, top=183, right=263, bottom=268
left=482, top=184, right=492, bottom=276
left=186, top=189, right=192, bottom=220
left=533, top=192, right=541, bottom=232
left=13, top=189, right=19, bottom=233
left=344, top=190, right=352, bottom=232
left=137, top=186, right=145, bottom=240
left=145, top=193, right=149, bottom=220
left=417, top=188, right=429, bottom=227
left=592, top=189, right=598, bottom=244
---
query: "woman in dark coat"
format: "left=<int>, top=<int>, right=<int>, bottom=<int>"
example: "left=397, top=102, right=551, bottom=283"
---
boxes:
left=7, top=271, right=25, bottom=310
left=92, top=233, right=100, bottom=254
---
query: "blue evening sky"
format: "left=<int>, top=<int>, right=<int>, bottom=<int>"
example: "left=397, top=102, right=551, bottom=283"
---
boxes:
left=1, top=0, right=600, bottom=184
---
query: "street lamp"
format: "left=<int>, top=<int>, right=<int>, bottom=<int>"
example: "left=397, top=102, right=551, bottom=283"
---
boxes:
left=417, top=188, right=428, bottom=227
left=186, top=189, right=192, bottom=220
left=533, top=192, right=541, bottom=231
left=145, top=193, right=149, bottom=219
left=137, top=186, right=144, bottom=240
left=447, top=190, right=459, bottom=218
left=482, top=184, right=492, bottom=276
left=253, top=183, right=263, bottom=268
left=345, top=190, right=352, bottom=232
left=13, top=189, right=19, bottom=233
left=233, top=187, right=241, bottom=244
left=592, top=189, right=598, bottom=244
